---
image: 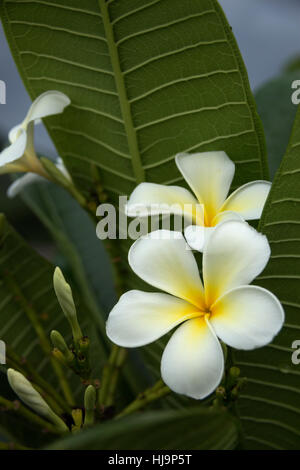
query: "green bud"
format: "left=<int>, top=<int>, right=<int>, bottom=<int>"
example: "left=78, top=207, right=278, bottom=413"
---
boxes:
left=72, top=408, right=83, bottom=428
left=84, top=385, right=96, bottom=411
left=53, top=267, right=83, bottom=343
left=7, top=369, right=68, bottom=432
left=50, top=330, right=74, bottom=363
left=84, top=385, right=96, bottom=427
left=52, top=348, right=67, bottom=365
left=216, top=386, right=226, bottom=400
left=229, top=367, right=240, bottom=379
left=227, top=366, right=241, bottom=391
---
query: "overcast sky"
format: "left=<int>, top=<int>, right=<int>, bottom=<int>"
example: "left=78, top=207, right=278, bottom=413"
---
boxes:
left=0, top=0, right=299, bottom=155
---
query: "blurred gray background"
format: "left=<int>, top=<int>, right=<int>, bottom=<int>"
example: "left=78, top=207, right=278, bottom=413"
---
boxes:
left=0, top=0, right=299, bottom=239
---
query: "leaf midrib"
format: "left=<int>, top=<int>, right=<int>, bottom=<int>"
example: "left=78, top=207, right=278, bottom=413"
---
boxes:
left=99, top=0, right=145, bottom=184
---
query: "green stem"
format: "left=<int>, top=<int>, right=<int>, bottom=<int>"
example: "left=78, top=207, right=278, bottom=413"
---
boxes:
left=98, top=345, right=127, bottom=408
left=49, top=359, right=75, bottom=407
left=5, top=274, right=75, bottom=407
left=0, top=396, right=63, bottom=434
left=116, top=380, right=171, bottom=419
left=105, top=347, right=127, bottom=407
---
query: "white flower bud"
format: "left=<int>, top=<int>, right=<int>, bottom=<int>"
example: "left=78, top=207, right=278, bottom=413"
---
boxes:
left=53, top=267, right=82, bottom=343
left=7, top=369, right=68, bottom=432
left=7, top=369, right=53, bottom=418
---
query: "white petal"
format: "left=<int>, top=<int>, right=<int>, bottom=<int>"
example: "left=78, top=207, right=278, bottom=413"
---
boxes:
left=55, top=157, right=71, bottom=181
left=185, top=212, right=243, bottom=252
left=203, top=220, right=270, bottom=306
left=8, top=124, right=22, bottom=144
left=106, top=290, right=197, bottom=347
left=161, top=316, right=224, bottom=399
left=128, top=230, right=205, bottom=309
left=22, top=91, right=70, bottom=128
left=210, top=285, right=284, bottom=350
left=184, top=225, right=213, bottom=252
left=0, top=130, right=27, bottom=166
left=175, top=152, right=235, bottom=224
left=7, top=173, right=46, bottom=198
left=126, top=182, right=202, bottom=223
left=220, top=181, right=271, bottom=220
left=211, top=210, right=244, bottom=226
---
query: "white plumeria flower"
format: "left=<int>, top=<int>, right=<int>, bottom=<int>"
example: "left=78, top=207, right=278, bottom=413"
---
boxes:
left=126, top=151, right=271, bottom=251
left=106, top=221, right=284, bottom=400
left=0, top=90, right=71, bottom=196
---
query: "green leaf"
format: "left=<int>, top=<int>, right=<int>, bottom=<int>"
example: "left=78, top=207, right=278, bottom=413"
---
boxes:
left=234, top=106, right=300, bottom=450
left=0, top=0, right=268, bottom=202
left=47, top=407, right=238, bottom=450
left=0, top=0, right=269, bottom=402
left=255, top=70, right=300, bottom=179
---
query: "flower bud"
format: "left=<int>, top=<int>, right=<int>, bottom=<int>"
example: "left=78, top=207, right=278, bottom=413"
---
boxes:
left=50, top=330, right=74, bottom=363
left=72, top=408, right=83, bottom=428
left=7, top=369, right=68, bottom=432
left=84, top=385, right=96, bottom=427
left=53, top=267, right=82, bottom=343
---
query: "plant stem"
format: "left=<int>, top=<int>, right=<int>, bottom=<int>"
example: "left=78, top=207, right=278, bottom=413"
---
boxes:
left=0, top=396, right=63, bottom=434
left=116, top=380, right=171, bottom=419
left=5, top=274, right=75, bottom=407
left=98, top=345, right=127, bottom=409
left=105, top=347, right=127, bottom=407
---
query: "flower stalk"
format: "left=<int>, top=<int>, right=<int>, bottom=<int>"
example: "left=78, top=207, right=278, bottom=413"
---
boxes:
left=0, top=396, right=62, bottom=435
left=98, top=345, right=127, bottom=410
left=116, top=380, right=170, bottom=419
left=40, top=157, right=87, bottom=209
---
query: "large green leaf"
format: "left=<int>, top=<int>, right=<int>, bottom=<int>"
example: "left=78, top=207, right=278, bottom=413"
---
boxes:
left=234, top=106, right=300, bottom=450
left=47, top=407, right=238, bottom=450
left=0, top=0, right=268, bottom=205
left=0, top=0, right=269, bottom=405
left=255, top=70, right=300, bottom=179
